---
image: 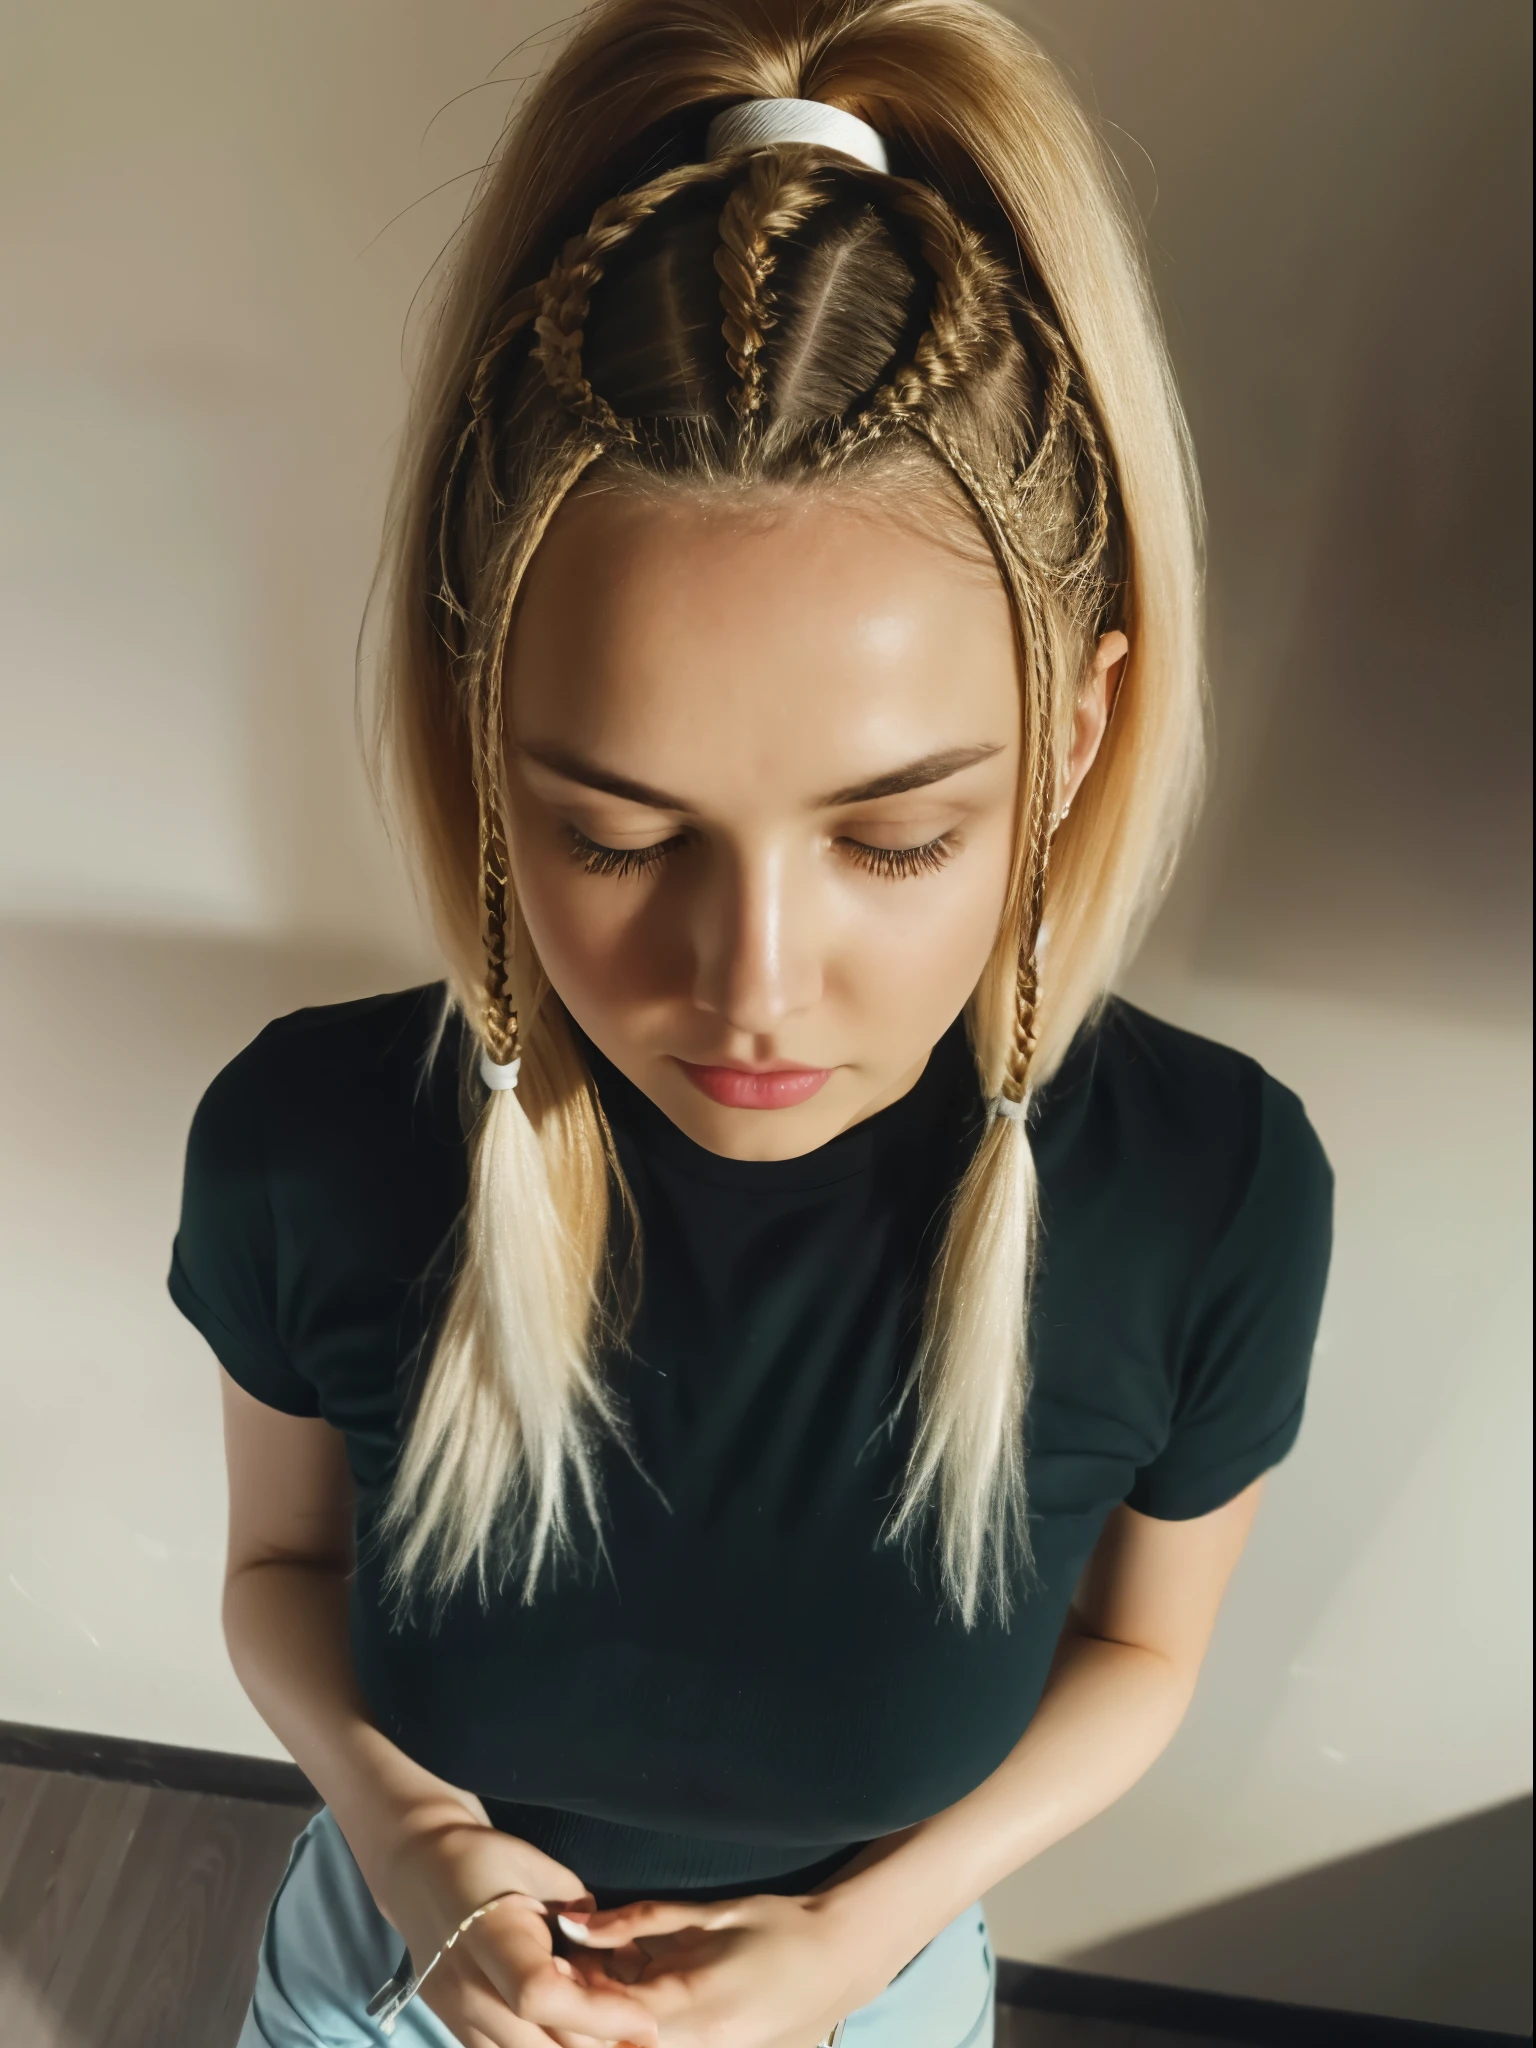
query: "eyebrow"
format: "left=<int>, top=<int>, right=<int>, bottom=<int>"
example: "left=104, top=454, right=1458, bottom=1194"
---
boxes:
left=517, top=740, right=1006, bottom=813
left=815, top=743, right=1006, bottom=808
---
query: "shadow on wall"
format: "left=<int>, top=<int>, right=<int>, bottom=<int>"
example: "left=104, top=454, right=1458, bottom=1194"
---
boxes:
left=1064, top=1795, right=1534, bottom=2036
left=1189, top=8, right=1532, bottom=1022
left=0, top=918, right=438, bottom=1308
left=0, top=921, right=438, bottom=1754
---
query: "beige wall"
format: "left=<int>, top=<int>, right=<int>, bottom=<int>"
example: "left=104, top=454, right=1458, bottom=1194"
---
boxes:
left=0, top=0, right=1529, bottom=2008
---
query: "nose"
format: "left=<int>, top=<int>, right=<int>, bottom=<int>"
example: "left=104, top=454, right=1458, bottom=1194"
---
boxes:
left=690, top=839, right=823, bottom=1034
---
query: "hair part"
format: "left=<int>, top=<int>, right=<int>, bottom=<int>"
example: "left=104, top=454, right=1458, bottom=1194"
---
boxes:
left=370, top=0, right=1204, bottom=1626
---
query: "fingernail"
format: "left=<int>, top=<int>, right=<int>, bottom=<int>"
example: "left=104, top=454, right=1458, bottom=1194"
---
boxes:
left=557, top=1913, right=594, bottom=1942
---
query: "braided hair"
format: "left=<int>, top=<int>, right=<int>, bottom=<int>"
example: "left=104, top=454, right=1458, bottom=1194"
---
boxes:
left=375, top=0, right=1203, bottom=1625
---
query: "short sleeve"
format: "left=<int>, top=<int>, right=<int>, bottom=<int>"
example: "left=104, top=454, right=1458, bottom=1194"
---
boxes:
left=1127, top=1071, right=1333, bottom=1520
left=168, top=1044, right=321, bottom=1417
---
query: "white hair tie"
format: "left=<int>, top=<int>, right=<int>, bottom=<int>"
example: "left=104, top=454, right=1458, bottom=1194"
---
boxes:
left=480, top=1050, right=522, bottom=1092
left=706, top=98, right=889, bottom=175
left=992, top=1094, right=1030, bottom=1125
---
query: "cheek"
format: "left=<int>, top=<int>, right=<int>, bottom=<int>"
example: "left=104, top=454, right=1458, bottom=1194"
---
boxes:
left=507, top=818, right=674, bottom=1015
left=833, top=821, right=1015, bottom=1017
left=831, top=811, right=1024, bottom=1048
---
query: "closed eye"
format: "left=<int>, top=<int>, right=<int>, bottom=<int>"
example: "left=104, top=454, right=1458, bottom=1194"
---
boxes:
left=566, top=825, right=685, bottom=878
left=839, top=833, right=957, bottom=880
left=566, top=825, right=958, bottom=881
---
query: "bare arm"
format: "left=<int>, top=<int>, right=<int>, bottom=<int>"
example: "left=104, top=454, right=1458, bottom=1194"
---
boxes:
left=218, top=1370, right=657, bottom=2045
left=219, top=1373, right=466, bottom=1864
left=823, top=1482, right=1266, bottom=1968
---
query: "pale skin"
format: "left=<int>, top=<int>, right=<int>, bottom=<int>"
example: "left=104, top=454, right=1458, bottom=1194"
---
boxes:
left=222, top=489, right=1264, bottom=2047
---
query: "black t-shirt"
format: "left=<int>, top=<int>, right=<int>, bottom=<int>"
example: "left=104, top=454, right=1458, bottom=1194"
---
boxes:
left=170, top=987, right=1332, bottom=1903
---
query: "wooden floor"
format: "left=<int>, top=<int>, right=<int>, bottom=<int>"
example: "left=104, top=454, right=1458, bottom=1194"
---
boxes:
left=0, top=1762, right=1226, bottom=2048
left=0, top=1764, right=313, bottom=2048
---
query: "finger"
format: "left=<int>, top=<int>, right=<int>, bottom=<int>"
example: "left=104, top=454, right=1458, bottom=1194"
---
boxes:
left=565, top=1940, right=649, bottom=1988
left=547, top=2028, right=653, bottom=2048
left=439, top=1962, right=640, bottom=2048
left=431, top=1938, right=640, bottom=2048
left=522, top=1962, right=660, bottom=2045
left=559, top=1899, right=736, bottom=1947
left=473, top=1947, right=659, bottom=2047
left=424, top=1950, right=544, bottom=2048
left=603, top=1970, right=704, bottom=2024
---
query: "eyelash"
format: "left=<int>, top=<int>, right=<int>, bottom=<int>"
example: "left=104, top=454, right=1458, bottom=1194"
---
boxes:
left=566, top=826, right=958, bottom=882
left=839, top=834, right=957, bottom=880
left=567, top=828, right=682, bottom=878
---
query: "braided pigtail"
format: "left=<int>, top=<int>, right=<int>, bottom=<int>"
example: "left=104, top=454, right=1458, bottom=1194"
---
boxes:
left=386, top=258, right=667, bottom=1606
left=799, top=177, right=1092, bottom=1622
left=385, top=518, right=636, bottom=1603
left=890, top=693, right=1058, bottom=1625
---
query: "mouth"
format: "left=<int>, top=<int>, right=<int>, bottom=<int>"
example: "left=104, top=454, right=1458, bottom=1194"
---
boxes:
left=671, top=1059, right=834, bottom=1110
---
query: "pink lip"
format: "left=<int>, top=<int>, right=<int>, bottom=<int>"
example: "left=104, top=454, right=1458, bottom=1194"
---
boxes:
left=673, top=1059, right=834, bottom=1110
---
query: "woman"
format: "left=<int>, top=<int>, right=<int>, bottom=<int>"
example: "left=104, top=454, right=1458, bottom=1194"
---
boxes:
left=169, top=3, right=1333, bottom=2044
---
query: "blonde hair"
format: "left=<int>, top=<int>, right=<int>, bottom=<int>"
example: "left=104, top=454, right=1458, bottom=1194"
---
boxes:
left=370, top=0, right=1203, bottom=1625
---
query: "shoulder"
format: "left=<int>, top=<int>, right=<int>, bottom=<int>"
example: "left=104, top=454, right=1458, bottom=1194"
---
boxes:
left=1034, top=997, right=1333, bottom=1311
left=199, top=982, right=452, bottom=1111
left=1091, top=998, right=1262, bottom=1137
left=1089, top=997, right=1331, bottom=1235
left=184, top=982, right=463, bottom=1234
left=185, top=980, right=456, bottom=1143
left=173, top=985, right=463, bottom=1414
left=1063, top=1005, right=1335, bottom=1517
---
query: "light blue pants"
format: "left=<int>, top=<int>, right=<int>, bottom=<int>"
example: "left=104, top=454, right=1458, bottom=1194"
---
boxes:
left=239, top=1808, right=994, bottom=2047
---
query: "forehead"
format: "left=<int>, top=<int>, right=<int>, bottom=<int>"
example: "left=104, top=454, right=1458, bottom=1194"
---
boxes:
left=507, top=487, right=1020, bottom=785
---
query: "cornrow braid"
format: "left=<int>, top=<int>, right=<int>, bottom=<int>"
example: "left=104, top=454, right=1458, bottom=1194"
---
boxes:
left=1012, top=296, right=1116, bottom=600
left=432, top=290, right=541, bottom=639
left=851, top=181, right=1014, bottom=437
left=532, top=160, right=726, bottom=434
left=793, top=171, right=1116, bottom=623
left=797, top=176, right=1092, bottom=1123
left=455, top=166, right=753, bottom=1067
left=714, top=151, right=833, bottom=447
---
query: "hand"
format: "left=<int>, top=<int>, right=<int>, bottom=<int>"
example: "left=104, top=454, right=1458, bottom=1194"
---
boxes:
left=557, top=1890, right=885, bottom=2048
left=363, top=1798, right=660, bottom=2047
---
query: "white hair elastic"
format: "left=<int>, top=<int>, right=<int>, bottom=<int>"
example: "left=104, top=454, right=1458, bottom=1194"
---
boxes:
left=992, top=1094, right=1030, bottom=1125
left=479, top=1050, right=522, bottom=1092
left=706, top=98, right=889, bottom=175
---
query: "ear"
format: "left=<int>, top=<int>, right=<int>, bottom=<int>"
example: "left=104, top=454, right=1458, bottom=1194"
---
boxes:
left=1060, top=630, right=1128, bottom=814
